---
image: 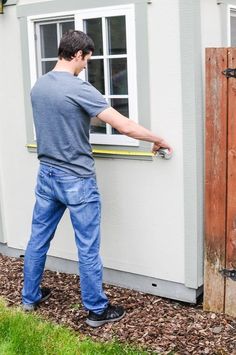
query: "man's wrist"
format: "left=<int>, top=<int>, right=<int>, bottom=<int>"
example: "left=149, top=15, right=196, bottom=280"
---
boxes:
left=154, top=138, right=164, bottom=146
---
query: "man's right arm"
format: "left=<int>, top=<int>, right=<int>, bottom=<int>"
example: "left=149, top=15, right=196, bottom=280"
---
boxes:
left=97, top=107, right=173, bottom=155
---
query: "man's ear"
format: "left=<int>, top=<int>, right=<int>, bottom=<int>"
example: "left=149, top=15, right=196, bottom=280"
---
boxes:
left=74, top=50, right=83, bottom=60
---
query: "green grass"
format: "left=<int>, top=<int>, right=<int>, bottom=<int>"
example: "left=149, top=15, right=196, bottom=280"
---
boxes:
left=0, top=298, right=149, bottom=355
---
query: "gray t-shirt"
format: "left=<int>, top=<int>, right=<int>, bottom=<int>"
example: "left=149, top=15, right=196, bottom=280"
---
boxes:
left=31, top=71, right=109, bottom=177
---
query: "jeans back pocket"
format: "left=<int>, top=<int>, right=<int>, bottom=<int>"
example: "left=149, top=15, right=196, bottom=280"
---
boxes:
left=56, top=176, right=85, bottom=205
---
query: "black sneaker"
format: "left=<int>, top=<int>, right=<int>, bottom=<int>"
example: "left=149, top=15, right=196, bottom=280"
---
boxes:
left=22, top=287, right=51, bottom=311
left=86, top=304, right=125, bottom=328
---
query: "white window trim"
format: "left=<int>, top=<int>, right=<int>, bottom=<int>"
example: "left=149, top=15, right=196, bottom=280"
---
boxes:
left=227, top=4, right=236, bottom=45
left=27, top=4, right=139, bottom=147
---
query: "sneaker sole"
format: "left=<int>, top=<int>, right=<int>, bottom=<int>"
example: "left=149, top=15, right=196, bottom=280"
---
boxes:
left=22, top=291, right=51, bottom=312
left=85, top=311, right=126, bottom=328
left=22, top=304, right=37, bottom=312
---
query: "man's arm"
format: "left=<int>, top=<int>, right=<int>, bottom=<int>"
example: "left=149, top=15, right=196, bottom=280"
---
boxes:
left=97, top=107, right=173, bottom=154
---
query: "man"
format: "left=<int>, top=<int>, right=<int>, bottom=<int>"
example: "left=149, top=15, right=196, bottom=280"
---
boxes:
left=22, top=30, right=173, bottom=327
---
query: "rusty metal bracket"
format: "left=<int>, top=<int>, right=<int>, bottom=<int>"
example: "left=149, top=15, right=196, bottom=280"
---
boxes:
left=222, top=68, right=236, bottom=78
left=0, top=0, right=8, bottom=14
left=219, top=269, right=236, bottom=281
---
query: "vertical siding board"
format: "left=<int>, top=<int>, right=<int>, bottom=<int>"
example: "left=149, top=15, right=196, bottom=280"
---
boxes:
left=204, top=48, right=227, bottom=313
left=225, top=48, right=236, bottom=317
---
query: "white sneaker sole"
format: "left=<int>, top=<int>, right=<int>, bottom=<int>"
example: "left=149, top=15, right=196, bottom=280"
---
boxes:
left=85, top=311, right=126, bottom=328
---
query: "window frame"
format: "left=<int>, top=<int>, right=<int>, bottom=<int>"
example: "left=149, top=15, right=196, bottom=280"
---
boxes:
left=35, top=18, right=75, bottom=77
left=217, top=0, right=236, bottom=46
left=27, top=10, right=76, bottom=92
left=228, top=4, right=236, bottom=45
left=27, top=5, right=139, bottom=147
left=17, top=0, right=151, bottom=158
left=77, top=6, right=138, bottom=146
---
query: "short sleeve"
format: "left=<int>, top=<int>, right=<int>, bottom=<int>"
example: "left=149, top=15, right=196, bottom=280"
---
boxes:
left=77, top=81, right=109, bottom=118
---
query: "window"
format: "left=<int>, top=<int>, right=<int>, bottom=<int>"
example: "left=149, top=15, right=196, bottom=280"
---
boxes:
left=28, top=5, right=138, bottom=146
left=35, top=19, right=75, bottom=76
left=230, top=8, right=236, bottom=45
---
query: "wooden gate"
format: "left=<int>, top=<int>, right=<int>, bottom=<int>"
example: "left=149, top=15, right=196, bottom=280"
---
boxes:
left=204, top=48, right=236, bottom=317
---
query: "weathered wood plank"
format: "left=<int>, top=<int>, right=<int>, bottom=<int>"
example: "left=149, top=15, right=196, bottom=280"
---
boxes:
left=225, top=48, right=236, bottom=317
left=204, top=48, right=227, bottom=313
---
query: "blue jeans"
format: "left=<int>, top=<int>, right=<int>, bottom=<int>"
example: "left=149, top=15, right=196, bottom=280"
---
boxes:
left=22, top=164, right=108, bottom=313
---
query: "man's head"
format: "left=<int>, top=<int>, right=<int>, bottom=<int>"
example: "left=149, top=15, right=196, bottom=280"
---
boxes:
left=57, top=30, right=94, bottom=75
left=58, top=30, right=95, bottom=60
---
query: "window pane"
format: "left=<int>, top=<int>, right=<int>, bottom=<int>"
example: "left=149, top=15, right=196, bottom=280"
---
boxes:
left=87, top=59, right=105, bottom=94
left=84, top=18, right=103, bottom=55
left=61, top=21, right=75, bottom=36
left=40, top=24, right=58, bottom=58
left=42, top=60, right=57, bottom=74
left=109, top=58, right=128, bottom=95
left=231, top=12, right=236, bottom=46
left=111, top=98, right=129, bottom=134
left=107, top=16, right=127, bottom=55
left=90, top=117, right=106, bottom=134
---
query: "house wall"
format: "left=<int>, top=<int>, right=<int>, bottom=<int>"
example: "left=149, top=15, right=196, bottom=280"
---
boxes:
left=0, top=0, right=214, bottom=297
left=0, top=4, right=37, bottom=250
left=200, top=0, right=222, bottom=48
left=95, top=0, right=184, bottom=282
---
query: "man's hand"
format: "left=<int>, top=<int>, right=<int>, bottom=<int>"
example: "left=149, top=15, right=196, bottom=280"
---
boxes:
left=152, top=140, right=173, bottom=156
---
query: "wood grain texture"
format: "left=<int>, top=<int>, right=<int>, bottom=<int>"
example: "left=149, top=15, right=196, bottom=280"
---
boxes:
left=204, top=48, right=227, bottom=313
left=225, top=48, right=236, bottom=317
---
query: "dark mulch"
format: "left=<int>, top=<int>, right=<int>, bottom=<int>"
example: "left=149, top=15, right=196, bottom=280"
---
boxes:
left=0, top=254, right=235, bottom=354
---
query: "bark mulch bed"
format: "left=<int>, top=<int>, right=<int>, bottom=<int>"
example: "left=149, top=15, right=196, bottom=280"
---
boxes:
left=0, top=254, right=235, bottom=355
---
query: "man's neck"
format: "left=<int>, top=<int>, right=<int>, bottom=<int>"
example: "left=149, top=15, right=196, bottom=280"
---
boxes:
left=52, top=59, right=75, bottom=75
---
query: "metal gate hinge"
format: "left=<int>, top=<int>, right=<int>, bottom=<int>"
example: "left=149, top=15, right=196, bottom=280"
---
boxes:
left=219, top=268, right=236, bottom=281
left=222, top=68, right=236, bottom=78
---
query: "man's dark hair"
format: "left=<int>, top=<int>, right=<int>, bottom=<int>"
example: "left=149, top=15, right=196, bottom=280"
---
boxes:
left=58, top=30, right=95, bottom=60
